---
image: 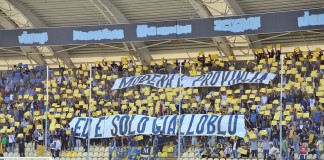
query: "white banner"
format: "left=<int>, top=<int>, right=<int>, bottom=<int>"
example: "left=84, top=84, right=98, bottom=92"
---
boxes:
left=111, top=71, right=276, bottom=89
left=69, top=114, right=246, bottom=138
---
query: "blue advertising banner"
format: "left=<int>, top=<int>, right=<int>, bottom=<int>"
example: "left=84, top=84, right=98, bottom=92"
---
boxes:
left=0, top=8, right=324, bottom=47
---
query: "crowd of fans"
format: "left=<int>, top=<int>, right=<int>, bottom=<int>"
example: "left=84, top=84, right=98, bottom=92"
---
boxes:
left=0, top=47, right=323, bottom=160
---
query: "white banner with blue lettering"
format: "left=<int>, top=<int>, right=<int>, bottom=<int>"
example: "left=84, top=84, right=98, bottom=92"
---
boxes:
left=69, top=114, right=246, bottom=138
left=111, top=71, right=276, bottom=90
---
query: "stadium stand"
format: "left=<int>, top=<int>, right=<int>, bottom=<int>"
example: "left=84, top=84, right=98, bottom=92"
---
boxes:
left=0, top=47, right=323, bottom=160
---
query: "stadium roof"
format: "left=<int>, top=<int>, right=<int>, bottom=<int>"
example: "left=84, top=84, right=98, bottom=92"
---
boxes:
left=0, top=0, right=324, bottom=69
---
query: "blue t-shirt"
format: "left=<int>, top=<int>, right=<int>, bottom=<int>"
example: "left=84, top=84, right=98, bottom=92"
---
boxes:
left=313, top=111, right=322, bottom=123
left=250, top=113, right=257, bottom=122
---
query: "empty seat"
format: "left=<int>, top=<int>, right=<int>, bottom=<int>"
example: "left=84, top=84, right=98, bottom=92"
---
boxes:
left=89, top=147, right=94, bottom=152
left=7, top=152, right=13, bottom=157
left=189, top=152, right=195, bottom=157
left=13, top=152, right=19, bottom=157
left=76, top=152, right=82, bottom=157
left=93, top=152, right=99, bottom=157
left=61, top=151, right=67, bottom=157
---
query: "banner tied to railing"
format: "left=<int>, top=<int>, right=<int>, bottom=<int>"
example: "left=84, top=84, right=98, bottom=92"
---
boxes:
left=111, top=71, right=276, bottom=90
left=69, top=114, right=246, bottom=138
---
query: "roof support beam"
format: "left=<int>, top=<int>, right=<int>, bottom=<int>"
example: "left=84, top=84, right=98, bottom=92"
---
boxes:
left=0, top=12, right=46, bottom=66
left=7, top=0, right=75, bottom=68
left=225, top=0, right=263, bottom=49
left=189, top=0, right=234, bottom=58
left=95, top=0, right=153, bottom=65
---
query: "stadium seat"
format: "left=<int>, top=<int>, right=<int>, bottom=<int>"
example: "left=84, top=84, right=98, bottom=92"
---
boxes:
left=13, top=152, right=19, bottom=157
left=189, top=152, right=195, bottom=157
left=167, top=146, right=174, bottom=152
left=66, top=152, right=72, bottom=157
left=162, top=146, right=168, bottom=152
left=162, top=152, right=168, bottom=157
left=71, top=152, right=77, bottom=158
left=76, top=152, right=82, bottom=157
left=61, top=151, right=67, bottom=157
left=103, top=152, right=109, bottom=157
left=7, top=152, right=13, bottom=157
left=258, top=154, right=263, bottom=158
left=182, top=152, right=189, bottom=157
left=93, top=152, right=99, bottom=158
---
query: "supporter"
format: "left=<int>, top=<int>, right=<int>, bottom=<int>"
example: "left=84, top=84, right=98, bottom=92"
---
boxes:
left=75, top=135, right=82, bottom=149
left=269, top=144, right=278, bottom=157
left=288, top=148, right=295, bottom=160
left=250, top=139, right=258, bottom=158
left=50, top=136, right=61, bottom=158
left=262, top=136, right=270, bottom=159
left=8, top=131, right=15, bottom=153
left=207, top=136, right=216, bottom=147
left=0, top=49, right=323, bottom=159
left=223, top=144, right=231, bottom=158
left=173, top=136, right=183, bottom=157
left=68, top=129, right=75, bottom=151
left=292, top=132, right=300, bottom=154
left=194, top=140, right=204, bottom=157
left=201, top=145, right=211, bottom=158
left=282, top=136, right=289, bottom=159
left=299, top=143, right=308, bottom=160
left=1, top=133, right=7, bottom=152
left=316, top=138, right=323, bottom=160
left=60, top=129, right=68, bottom=151
left=17, top=137, right=25, bottom=157
left=152, top=135, right=159, bottom=159
left=191, top=136, right=198, bottom=149
left=108, top=142, right=113, bottom=160
left=230, top=137, right=239, bottom=158
left=38, top=130, right=44, bottom=146
left=157, top=132, right=165, bottom=152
